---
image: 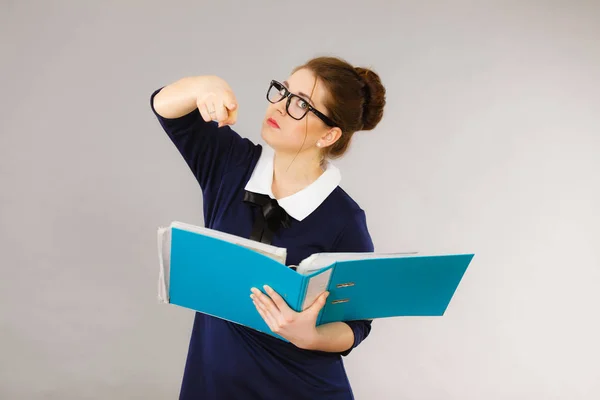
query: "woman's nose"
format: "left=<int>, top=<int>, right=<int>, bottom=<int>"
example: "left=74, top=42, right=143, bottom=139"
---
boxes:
left=274, top=99, right=287, bottom=116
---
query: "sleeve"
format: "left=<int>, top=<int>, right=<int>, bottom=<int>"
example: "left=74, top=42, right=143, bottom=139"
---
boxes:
left=331, top=209, right=375, bottom=357
left=150, top=87, right=255, bottom=198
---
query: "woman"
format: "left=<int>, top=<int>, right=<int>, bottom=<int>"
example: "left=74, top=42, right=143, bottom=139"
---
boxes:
left=151, top=56, right=386, bottom=400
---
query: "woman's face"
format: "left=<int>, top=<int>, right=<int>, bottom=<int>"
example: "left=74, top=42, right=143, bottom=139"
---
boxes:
left=261, top=68, right=333, bottom=156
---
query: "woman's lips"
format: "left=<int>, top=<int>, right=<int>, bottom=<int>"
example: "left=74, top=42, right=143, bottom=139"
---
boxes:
left=267, top=118, right=280, bottom=129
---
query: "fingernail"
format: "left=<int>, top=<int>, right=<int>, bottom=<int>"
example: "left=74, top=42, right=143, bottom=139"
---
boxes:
left=263, top=285, right=272, bottom=293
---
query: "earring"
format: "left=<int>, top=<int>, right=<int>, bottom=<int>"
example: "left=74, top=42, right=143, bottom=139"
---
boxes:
left=316, top=142, right=321, bottom=147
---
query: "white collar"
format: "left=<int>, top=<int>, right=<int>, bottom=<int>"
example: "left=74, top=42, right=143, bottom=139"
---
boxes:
left=244, top=145, right=341, bottom=221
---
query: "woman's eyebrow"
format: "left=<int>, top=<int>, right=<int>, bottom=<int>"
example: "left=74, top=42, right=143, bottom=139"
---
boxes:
left=282, top=80, right=314, bottom=105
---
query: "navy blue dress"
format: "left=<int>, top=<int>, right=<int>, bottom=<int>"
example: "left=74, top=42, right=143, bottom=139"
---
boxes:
left=151, top=88, right=375, bottom=400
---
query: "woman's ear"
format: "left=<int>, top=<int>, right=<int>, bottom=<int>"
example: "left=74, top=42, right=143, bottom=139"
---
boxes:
left=319, top=127, right=342, bottom=148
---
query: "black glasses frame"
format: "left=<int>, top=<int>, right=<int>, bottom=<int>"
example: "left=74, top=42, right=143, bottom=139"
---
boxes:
left=266, top=80, right=336, bottom=127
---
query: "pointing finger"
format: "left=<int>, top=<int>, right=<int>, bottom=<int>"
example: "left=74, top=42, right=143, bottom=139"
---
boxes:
left=215, top=101, right=228, bottom=127
left=198, top=101, right=212, bottom=123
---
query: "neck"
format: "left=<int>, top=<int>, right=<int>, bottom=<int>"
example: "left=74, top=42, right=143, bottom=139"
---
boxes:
left=272, top=149, right=324, bottom=199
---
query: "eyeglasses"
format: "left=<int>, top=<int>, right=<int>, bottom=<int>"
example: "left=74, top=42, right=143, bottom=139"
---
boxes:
left=266, top=80, right=336, bottom=127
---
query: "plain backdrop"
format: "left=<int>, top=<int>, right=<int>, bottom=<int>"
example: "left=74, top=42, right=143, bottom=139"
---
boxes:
left=1, top=1, right=599, bottom=399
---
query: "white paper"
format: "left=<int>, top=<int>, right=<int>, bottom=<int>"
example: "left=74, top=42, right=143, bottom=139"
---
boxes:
left=169, top=221, right=287, bottom=264
left=296, top=251, right=419, bottom=275
left=301, top=268, right=333, bottom=311
left=157, top=226, right=171, bottom=303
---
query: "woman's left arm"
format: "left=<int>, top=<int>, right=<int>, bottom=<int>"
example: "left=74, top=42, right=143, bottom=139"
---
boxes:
left=251, top=285, right=371, bottom=353
left=252, top=209, right=375, bottom=353
left=251, top=285, right=355, bottom=352
left=310, top=321, right=356, bottom=352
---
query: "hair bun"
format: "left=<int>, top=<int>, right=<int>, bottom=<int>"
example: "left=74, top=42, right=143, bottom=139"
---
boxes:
left=355, top=67, right=386, bottom=131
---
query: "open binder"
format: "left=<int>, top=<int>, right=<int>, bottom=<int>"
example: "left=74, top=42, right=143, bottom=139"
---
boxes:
left=157, top=221, right=474, bottom=341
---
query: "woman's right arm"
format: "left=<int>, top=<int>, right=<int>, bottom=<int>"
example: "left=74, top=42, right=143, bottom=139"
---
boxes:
left=149, top=76, right=252, bottom=200
left=152, top=76, right=203, bottom=118
left=153, top=76, right=238, bottom=126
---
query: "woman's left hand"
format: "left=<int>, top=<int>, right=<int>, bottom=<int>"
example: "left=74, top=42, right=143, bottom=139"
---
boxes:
left=251, top=285, right=329, bottom=350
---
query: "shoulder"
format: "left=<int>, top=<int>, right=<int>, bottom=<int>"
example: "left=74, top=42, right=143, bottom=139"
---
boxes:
left=324, top=186, right=367, bottom=220
left=324, top=186, right=374, bottom=253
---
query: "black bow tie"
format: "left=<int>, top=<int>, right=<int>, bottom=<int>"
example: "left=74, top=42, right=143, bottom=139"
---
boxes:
left=243, top=190, right=291, bottom=245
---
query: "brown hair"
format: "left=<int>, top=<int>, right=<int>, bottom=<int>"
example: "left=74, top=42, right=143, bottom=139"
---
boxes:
left=293, top=56, right=386, bottom=159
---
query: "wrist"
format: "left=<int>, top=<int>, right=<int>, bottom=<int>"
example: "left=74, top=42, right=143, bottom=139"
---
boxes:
left=186, top=76, right=211, bottom=101
left=295, top=329, right=323, bottom=351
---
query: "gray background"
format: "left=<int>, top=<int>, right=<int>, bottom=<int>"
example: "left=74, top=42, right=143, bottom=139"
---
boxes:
left=1, top=1, right=599, bottom=399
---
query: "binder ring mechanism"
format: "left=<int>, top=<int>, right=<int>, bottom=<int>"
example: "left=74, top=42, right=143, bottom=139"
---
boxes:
left=331, top=282, right=355, bottom=304
left=331, top=298, right=350, bottom=305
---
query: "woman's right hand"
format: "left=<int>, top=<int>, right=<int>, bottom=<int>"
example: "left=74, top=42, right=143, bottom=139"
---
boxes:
left=195, top=75, right=238, bottom=128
